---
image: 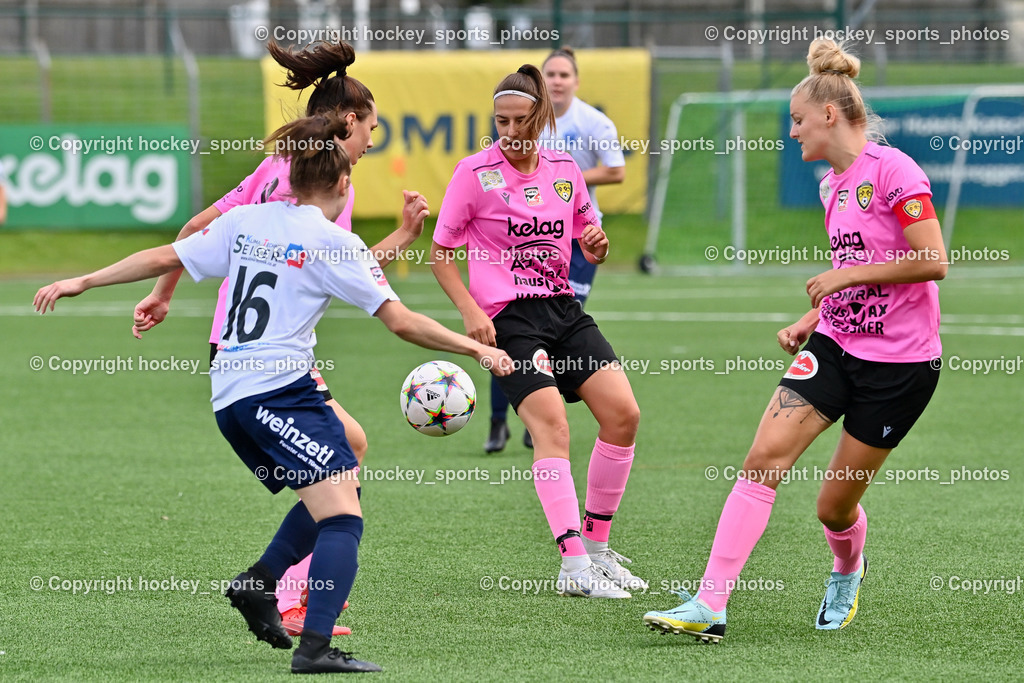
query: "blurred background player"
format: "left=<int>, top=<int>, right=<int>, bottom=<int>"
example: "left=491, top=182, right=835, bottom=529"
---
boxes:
left=35, top=112, right=512, bottom=674
left=643, top=39, right=947, bottom=643
left=131, top=39, right=421, bottom=637
left=484, top=47, right=626, bottom=454
left=430, top=64, right=645, bottom=598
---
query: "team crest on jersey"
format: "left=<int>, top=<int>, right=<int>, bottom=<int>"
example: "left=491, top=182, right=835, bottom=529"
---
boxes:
left=856, top=181, right=873, bottom=210
left=553, top=178, right=573, bottom=202
left=285, top=243, right=306, bottom=268
left=837, top=189, right=849, bottom=212
left=478, top=169, right=506, bottom=192
left=524, top=187, right=544, bottom=207
left=783, top=350, right=818, bottom=380
left=903, top=198, right=923, bottom=219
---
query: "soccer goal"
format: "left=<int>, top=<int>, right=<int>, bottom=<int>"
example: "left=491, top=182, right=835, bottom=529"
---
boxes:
left=642, top=84, right=1024, bottom=274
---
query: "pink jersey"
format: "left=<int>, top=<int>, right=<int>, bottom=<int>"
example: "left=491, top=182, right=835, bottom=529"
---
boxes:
left=433, top=144, right=599, bottom=318
left=208, top=156, right=355, bottom=343
left=815, top=141, right=941, bottom=362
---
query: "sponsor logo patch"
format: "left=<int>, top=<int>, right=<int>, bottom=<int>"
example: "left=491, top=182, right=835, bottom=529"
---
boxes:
left=285, top=243, right=306, bottom=268
left=532, top=348, right=554, bottom=377
left=524, top=186, right=544, bottom=207
left=783, top=350, right=818, bottom=380
left=837, top=189, right=849, bottom=212
left=477, top=169, right=506, bottom=192
left=370, top=265, right=388, bottom=286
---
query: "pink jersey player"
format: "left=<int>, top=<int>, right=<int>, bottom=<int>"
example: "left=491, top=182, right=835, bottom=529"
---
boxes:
left=644, top=39, right=949, bottom=643
left=431, top=64, right=645, bottom=600
left=434, top=144, right=598, bottom=318
left=815, top=140, right=941, bottom=362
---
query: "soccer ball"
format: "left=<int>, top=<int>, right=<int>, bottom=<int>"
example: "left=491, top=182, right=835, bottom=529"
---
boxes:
left=399, top=360, right=477, bottom=436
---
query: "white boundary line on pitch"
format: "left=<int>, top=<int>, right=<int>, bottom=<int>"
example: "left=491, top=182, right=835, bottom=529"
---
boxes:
left=6, top=303, right=1024, bottom=336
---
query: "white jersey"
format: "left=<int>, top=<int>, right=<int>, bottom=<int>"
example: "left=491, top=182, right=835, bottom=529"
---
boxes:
left=173, top=201, right=398, bottom=410
left=541, top=97, right=625, bottom=219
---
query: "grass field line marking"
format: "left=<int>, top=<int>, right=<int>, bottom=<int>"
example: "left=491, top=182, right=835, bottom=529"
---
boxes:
left=7, top=303, right=1024, bottom=330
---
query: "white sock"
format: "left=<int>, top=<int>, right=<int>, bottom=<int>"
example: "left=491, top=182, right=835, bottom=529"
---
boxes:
left=582, top=537, right=608, bottom=556
left=561, top=554, right=591, bottom=572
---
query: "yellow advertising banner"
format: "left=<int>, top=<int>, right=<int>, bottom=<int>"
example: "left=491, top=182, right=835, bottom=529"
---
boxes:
left=262, top=49, right=650, bottom=218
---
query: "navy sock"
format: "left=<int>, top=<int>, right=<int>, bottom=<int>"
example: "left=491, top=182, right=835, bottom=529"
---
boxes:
left=258, top=501, right=318, bottom=579
left=304, top=514, right=363, bottom=638
left=491, top=375, right=509, bottom=421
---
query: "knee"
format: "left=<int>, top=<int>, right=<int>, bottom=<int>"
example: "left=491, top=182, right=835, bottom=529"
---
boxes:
left=600, top=398, right=640, bottom=444
left=816, top=495, right=858, bottom=531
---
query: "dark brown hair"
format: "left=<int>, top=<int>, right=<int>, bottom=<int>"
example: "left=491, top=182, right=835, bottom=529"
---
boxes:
left=493, top=64, right=556, bottom=143
left=543, top=46, right=578, bottom=76
left=267, top=40, right=375, bottom=120
left=263, top=113, right=352, bottom=197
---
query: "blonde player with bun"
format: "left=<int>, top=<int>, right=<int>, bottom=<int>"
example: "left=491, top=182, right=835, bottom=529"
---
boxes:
left=644, top=39, right=946, bottom=642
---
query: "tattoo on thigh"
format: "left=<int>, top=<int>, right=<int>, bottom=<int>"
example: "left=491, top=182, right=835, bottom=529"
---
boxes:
left=772, top=387, right=832, bottom=424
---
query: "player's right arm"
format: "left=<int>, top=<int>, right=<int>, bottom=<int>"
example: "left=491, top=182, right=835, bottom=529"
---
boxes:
left=132, top=205, right=223, bottom=335
left=374, top=299, right=510, bottom=376
left=777, top=307, right=821, bottom=355
left=35, top=245, right=184, bottom=314
left=429, top=241, right=495, bottom=347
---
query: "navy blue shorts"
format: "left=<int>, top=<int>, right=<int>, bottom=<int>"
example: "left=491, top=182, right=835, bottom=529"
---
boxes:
left=568, top=240, right=598, bottom=306
left=215, top=374, right=358, bottom=494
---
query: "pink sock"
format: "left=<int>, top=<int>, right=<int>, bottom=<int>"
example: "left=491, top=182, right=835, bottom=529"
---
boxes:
left=275, top=554, right=311, bottom=612
left=533, top=458, right=586, bottom=558
left=824, top=505, right=867, bottom=574
left=699, top=478, right=777, bottom=612
left=583, top=439, right=635, bottom=543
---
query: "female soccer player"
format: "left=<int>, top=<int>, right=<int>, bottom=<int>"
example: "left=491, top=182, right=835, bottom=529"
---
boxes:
left=643, top=39, right=947, bottom=642
left=484, top=47, right=627, bottom=453
left=131, top=40, right=414, bottom=635
left=35, top=113, right=511, bottom=674
left=430, top=65, right=644, bottom=598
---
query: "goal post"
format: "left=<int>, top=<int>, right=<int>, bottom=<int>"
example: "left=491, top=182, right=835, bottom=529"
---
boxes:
left=643, top=84, right=1024, bottom=274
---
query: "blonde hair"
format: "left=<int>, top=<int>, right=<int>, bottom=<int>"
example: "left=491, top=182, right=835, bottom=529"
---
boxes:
left=792, top=39, right=885, bottom=143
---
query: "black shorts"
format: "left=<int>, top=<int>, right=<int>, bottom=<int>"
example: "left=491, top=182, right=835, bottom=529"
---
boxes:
left=492, top=296, right=618, bottom=410
left=778, top=332, right=939, bottom=448
left=209, top=342, right=334, bottom=401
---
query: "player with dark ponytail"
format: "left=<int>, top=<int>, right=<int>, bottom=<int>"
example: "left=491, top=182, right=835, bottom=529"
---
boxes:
left=36, top=112, right=511, bottom=674
left=131, top=40, right=423, bottom=636
left=431, top=65, right=646, bottom=599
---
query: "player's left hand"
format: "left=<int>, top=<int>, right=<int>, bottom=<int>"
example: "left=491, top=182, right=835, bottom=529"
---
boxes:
left=401, top=190, right=429, bottom=238
left=33, top=278, right=86, bottom=314
left=806, top=268, right=852, bottom=308
left=580, top=224, right=609, bottom=261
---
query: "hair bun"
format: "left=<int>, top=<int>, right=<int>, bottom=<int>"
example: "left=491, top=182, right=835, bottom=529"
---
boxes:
left=807, top=38, right=860, bottom=79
